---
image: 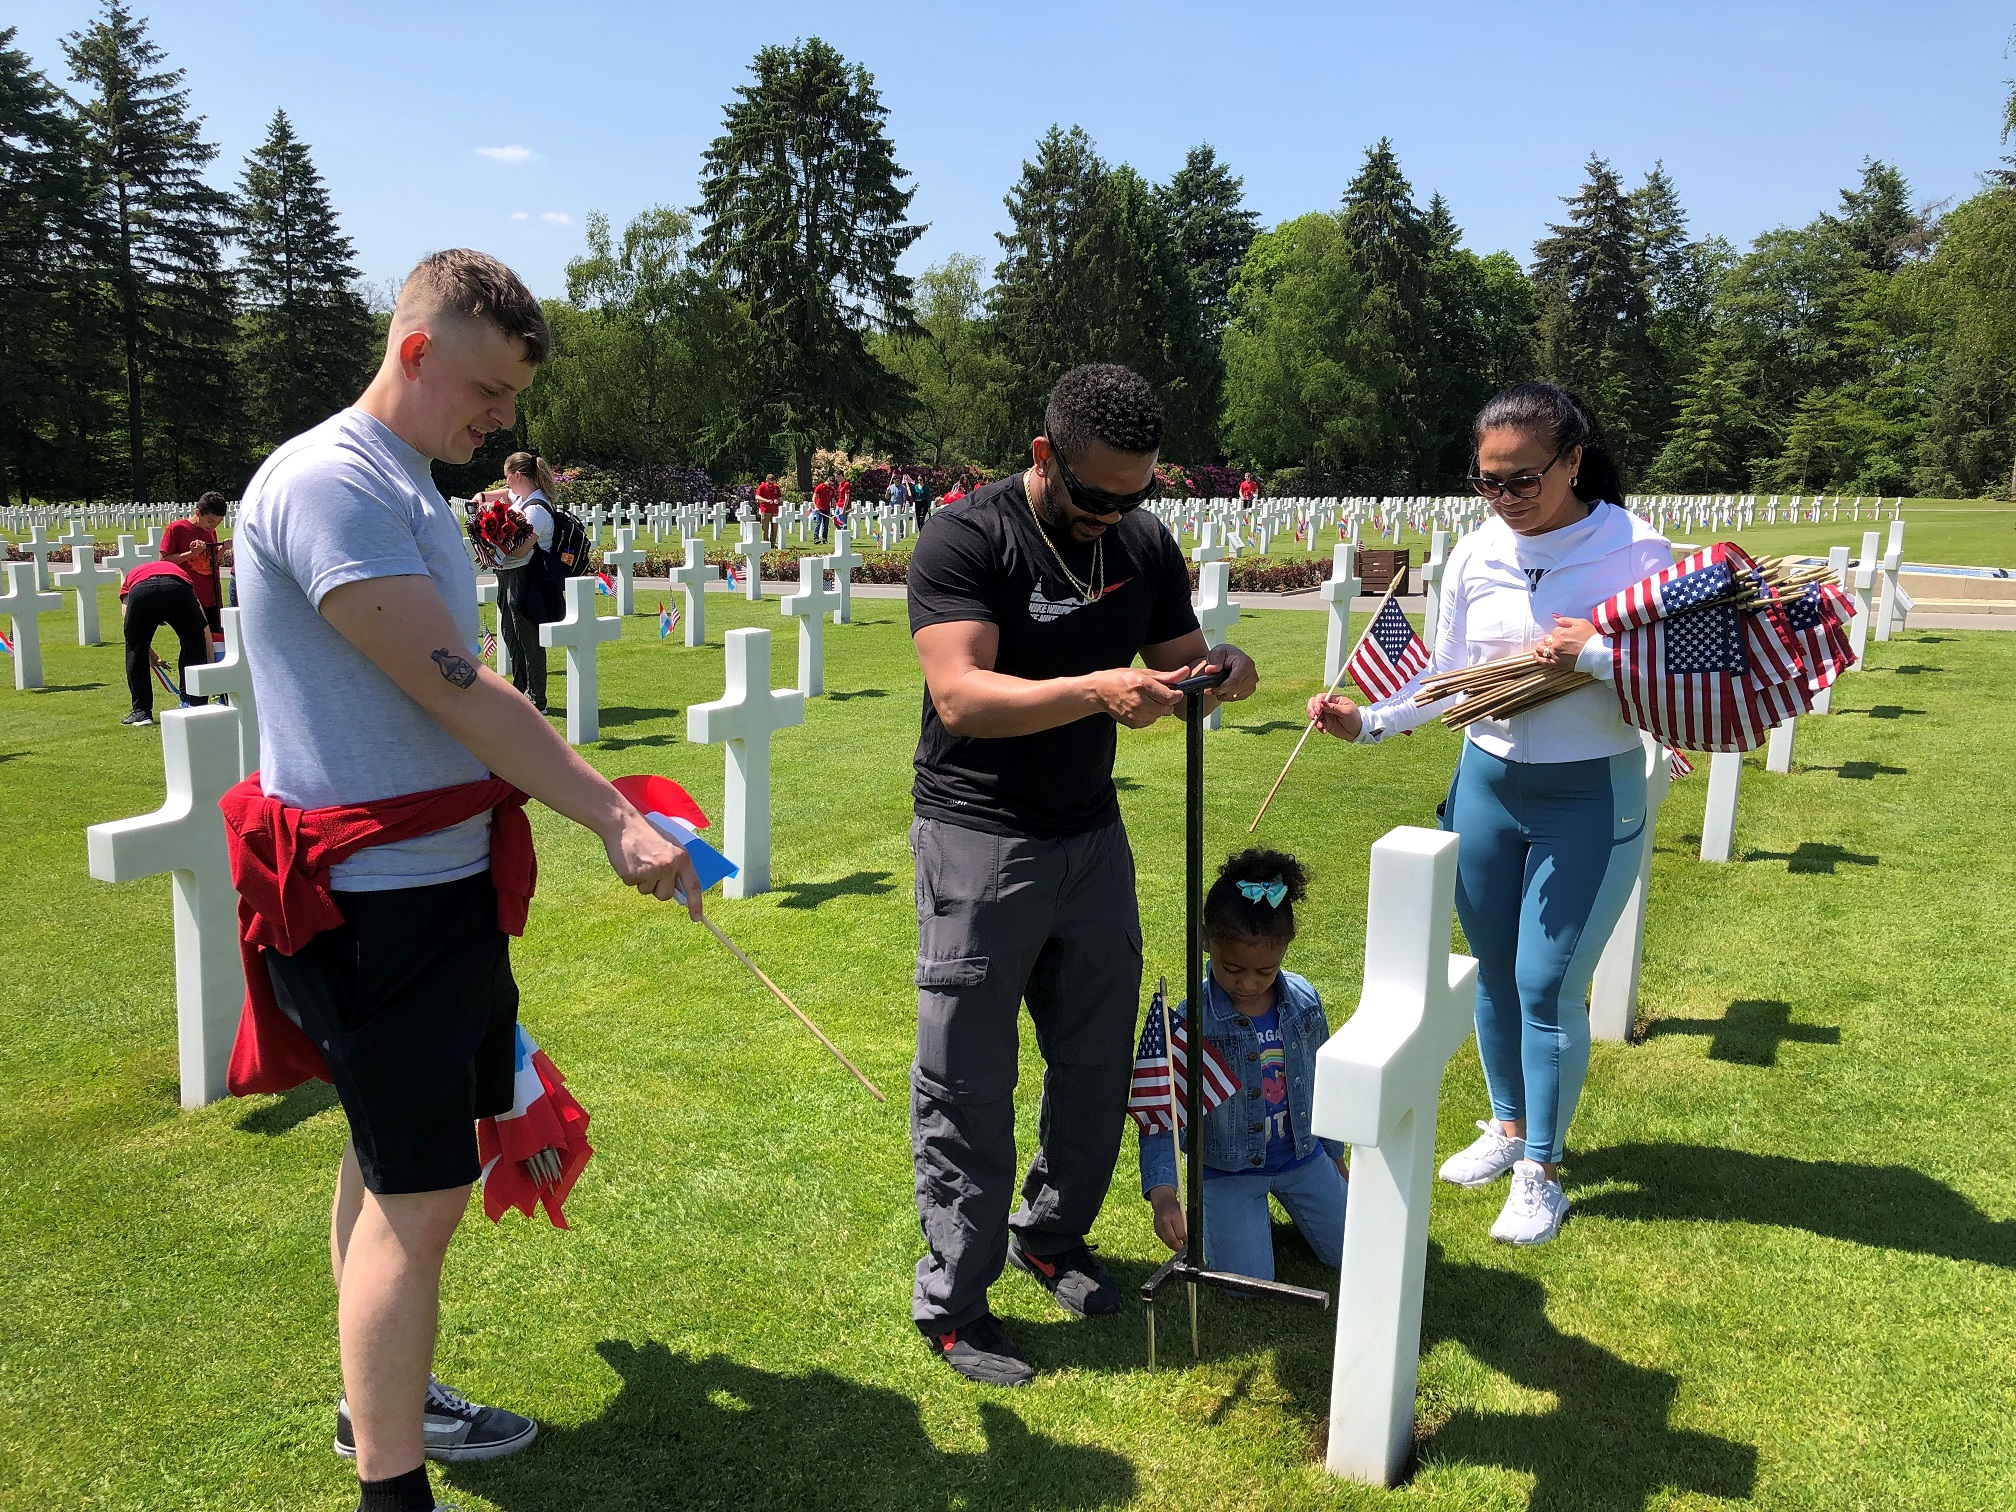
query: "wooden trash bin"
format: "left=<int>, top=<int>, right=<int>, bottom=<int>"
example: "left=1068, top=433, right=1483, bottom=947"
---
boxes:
left=1358, top=548, right=1412, bottom=595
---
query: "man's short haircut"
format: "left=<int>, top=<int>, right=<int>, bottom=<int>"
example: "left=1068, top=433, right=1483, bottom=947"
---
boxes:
left=396, top=249, right=549, bottom=364
left=1045, top=364, right=1164, bottom=462
left=196, top=490, right=227, bottom=515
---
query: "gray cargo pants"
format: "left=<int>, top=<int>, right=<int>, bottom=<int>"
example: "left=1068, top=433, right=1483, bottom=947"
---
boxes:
left=910, top=814, right=1143, bottom=1333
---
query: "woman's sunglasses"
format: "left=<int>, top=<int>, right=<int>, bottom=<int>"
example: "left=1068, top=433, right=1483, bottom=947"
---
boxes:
left=1467, top=443, right=1569, bottom=502
left=1048, top=443, right=1160, bottom=516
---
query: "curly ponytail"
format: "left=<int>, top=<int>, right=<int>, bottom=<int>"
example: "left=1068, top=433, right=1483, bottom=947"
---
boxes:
left=1472, top=381, right=1624, bottom=506
left=1203, top=848, right=1310, bottom=945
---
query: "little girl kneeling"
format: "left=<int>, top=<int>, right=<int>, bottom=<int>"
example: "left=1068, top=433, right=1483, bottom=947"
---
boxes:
left=1140, top=848, right=1348, bottom=1281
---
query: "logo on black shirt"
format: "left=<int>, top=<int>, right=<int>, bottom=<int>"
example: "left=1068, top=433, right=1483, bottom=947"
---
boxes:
left=1026, top=581, right=1129, bottom=623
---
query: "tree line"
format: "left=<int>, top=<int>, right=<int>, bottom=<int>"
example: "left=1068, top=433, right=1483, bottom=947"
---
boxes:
left=7, top=16, right=2016, bottom=505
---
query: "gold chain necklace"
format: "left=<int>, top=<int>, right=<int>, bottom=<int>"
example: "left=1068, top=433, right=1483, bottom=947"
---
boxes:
left=1025, top=472, right=1104, bottom=601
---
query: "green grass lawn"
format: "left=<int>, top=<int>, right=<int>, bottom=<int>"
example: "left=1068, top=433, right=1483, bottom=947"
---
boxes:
left=3, top=589, right=2013, bottom=1510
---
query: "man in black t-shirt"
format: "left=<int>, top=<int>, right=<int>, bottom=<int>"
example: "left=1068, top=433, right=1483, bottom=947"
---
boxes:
left=905, top=364, right=1257, bottom=1385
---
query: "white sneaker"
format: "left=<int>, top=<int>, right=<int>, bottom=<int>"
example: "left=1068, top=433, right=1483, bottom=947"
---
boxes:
left=1438, top=1120, right=1523, bottom=1187
left=1490, top=1160, right=1570, bottom=1245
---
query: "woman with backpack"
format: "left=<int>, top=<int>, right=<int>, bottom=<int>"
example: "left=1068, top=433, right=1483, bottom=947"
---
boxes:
left=478, top=451, right=558, bottom=712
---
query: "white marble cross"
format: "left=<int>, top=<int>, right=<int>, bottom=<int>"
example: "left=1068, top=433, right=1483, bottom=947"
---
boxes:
left=1699, top=750, right=1743, bottom=863
left=0, top=560, right=62, bottom=691
left=686, top=627, right=804, bottom=898
left=106, top=533, right=158, bottom=579
left=184, top=606, right=259, bottom=779
left=1311, top=826, right=1479, bottom=1488
left=826, top=530, right=865, bottom=624
left=1847, top=530, right=1879, bottom=670
left=21, top=523, right=60, bottom=590
left=734, top=523, right=765, bottom=602
left=1190, top=522, right=1227, bottom=568
left=539, top=575, right=622, bottom=745
left=1875, top=520, right=1905, bottom=644
left=1194, top=561, right=1239, bottom=732
left=1320, top=544, right=1361, bottom=686
left=51, top=539, right=120, bottom=647
left=1812, top=546, right=1853, bottom=715
left=1589, top=733, right=1674, bottom=1042
left=86, top=705, right=246, bottom=1108
left=780, top=555, right=841, bottom=697
left=476, top=579, right=513, bottom=679
left=604, top=527, right=647, bottom=617
left=668, top=538, right=719, bottom=647
left=1422, top=531, right=1450, bottom=646
left=1765, top=717, right=1795, bottom=774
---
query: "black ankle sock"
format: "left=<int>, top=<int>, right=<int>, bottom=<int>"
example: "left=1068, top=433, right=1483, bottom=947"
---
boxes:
left=357, top=1465, right=433, bottom=1512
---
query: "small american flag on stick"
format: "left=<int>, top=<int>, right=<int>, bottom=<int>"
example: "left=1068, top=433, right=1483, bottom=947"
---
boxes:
left=1128, top=990, right=1239, bottom=1136
left=1346, top=596, right=1430, bottom=702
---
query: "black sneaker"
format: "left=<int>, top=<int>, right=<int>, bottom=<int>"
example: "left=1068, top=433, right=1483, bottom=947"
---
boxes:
left=925, top=1313, right=1035, bottom=1387
left=120, top=710, right=153, bottom=726
left=335, top=1376, right=538, bottom=1463
left=1007, top=1235, right=1120, bottom=1318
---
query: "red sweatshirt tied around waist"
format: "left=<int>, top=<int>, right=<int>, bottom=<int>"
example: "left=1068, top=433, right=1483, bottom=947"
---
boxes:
left=220, top=775, right=536, bottom=1096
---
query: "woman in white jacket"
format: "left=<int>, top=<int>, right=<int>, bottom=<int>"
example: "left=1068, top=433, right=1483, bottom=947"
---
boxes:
left=1308, top=383, right=1671, bottom=1245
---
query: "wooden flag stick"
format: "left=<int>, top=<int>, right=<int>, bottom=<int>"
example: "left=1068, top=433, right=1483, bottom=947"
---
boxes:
left=1248, top=571, right=1408, bottom=833
left=703, top=916, right=887, bottom=1103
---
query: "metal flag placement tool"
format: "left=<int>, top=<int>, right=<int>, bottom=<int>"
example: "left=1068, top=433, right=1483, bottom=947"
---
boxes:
left=1141, top=667, right=1330, bottom=1369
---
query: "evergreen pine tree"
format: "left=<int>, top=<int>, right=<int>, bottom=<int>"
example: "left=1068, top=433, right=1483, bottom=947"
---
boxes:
left=64, top=0, right=239, bottom=500
left=1531, top=154, right=1660, bottom=478
left=695, top=38, right=922, bottom=490
left=236, top=109, right=374, bottom=448
left=0, top=28, right=104, bottom=504
left=1339, top=139, right=1434, bottom=486
left=1829, top=158, right=1924, bottom=272
left=1158, top=144, right=1258, bottom=343
left=1089, top=165, right=1213, bottom=457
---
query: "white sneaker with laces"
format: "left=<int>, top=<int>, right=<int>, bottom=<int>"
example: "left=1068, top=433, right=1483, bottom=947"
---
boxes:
left=1490, top=1159, right=1570, bottom=1245
left=1438, top=1120, right=1523, bottom=1188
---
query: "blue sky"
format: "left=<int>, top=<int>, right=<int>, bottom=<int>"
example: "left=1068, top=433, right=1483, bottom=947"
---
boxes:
left=11, top=1, right=2014, bottom=301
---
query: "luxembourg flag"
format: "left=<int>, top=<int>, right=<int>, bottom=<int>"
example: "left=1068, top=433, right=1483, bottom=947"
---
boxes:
left=477, top=1025, right=592, bottom=1228
left=658, top=601, right=678, bottom=640
left=0, top=627, right=11, bottom=655
left=595, top=570, right=615, bottom=596
left=611, top=773, right=738, bottom=893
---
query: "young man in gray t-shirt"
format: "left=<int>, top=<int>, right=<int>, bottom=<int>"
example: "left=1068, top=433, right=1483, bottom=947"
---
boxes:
left=236, top=250, right=701, bottom=1512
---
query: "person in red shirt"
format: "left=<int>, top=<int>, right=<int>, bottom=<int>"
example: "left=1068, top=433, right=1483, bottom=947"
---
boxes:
left=836, top=477, right=853, bottom=531
left=160, top=491, right=231, bottom=636
left=1238, top=472, right=1259, bottom=507
left=754, top=475, right=781, bottom=518
left=119, top=558, right=211, bottom=726
left=811, top=478, right=836, bottom=543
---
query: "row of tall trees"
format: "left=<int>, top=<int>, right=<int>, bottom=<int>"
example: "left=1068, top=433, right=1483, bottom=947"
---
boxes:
left=10, top=14, right=2016, bottom=501
left=0, top=5, right=372, bottom=505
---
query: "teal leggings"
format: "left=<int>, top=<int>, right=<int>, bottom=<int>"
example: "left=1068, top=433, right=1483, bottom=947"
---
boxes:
left=1441, top=744, right=1647, bottom=1164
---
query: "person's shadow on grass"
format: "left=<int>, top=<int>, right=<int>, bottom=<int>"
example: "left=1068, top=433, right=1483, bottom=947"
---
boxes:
left=448, top=1339, right=1136, bottom=1511
left=1569, top=1143, right=2016, bottom=1268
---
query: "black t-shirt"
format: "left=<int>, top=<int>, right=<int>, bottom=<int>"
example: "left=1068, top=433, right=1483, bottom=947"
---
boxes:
left=908, top=473, right=1199, bottom=837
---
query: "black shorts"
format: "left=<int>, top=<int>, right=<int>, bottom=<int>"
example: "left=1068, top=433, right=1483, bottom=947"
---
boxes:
left=265, top=870, right=519, bottom=1195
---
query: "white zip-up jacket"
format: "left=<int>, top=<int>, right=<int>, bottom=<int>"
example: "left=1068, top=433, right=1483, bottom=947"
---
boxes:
left=1359, top=502, right=1674, bottom=763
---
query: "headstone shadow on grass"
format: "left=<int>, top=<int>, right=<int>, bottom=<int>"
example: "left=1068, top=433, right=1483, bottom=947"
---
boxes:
left=235, top=1079, right=339, bottom=1135
left=1233, top=720, right=1305, bottom=737
left=447, top=1340, right=1137, bottom=1511
left=1805, top=761, right=1908, bottom=781
left=826, top=687, right=888, bottom=702
left=769, top=870, right=897, bottom=910
left=1641, top=999, right=1841, bottom=1066
left=1739, top=842, right=1880, bottom=874
left=596, top=732, right=681, bottom=753
left=1265, top=1241, right=1757, bottom=1511
left=597, top=704, right=682, bottom=730
left=1568, top=1144, right=2016, bottom=1269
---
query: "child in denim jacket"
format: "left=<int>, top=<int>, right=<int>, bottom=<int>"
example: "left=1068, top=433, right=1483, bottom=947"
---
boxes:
left=1140, top=848, right=1347, bottom=1281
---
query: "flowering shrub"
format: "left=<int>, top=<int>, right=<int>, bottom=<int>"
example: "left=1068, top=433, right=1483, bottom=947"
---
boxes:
left=1182, top=556, right=1328, bottom=593
left=566, top=461, right=715, bottom=508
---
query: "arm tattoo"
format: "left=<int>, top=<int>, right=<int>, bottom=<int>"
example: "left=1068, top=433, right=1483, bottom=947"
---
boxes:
left=430, top=648, right=478, bottom=688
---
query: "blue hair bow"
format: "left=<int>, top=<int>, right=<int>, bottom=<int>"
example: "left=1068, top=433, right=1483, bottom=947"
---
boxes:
left=1236, top=877, right=1288, bottom=908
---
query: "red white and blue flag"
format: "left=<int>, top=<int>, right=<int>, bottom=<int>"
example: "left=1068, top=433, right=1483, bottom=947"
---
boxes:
left=1781, top=580, right=1857, bottom=691
left=478, top=1025, right=592, bottom=1228
left=658, top=601, right=679, bottom=640
left=611, top=773, right=737, bottom=893
left=1127, top=989, right=1240, bottom=1137
left=1591, top=543, right=1837, bottom=753
left=1347, top=596, right=1431, bottom=701
left=0, top=627, right=11, bottom=655
left=595, top=570, right=615, bottom=596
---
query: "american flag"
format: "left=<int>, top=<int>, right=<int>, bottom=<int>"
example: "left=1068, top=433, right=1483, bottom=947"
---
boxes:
left=1346, top=596, right=1430, bottom=701
left=1781, top=580, right=1856, bottom=691
left=482, top=626, right=498, bottom=661
left=1127, top=990, right=1240, bottom=1137
left=1592, top=544, right=1823, bottom=753
left=1669, top=749, right=1695, bottom=779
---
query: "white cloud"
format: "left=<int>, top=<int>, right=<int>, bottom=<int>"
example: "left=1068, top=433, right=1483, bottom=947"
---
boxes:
left=475, top=145, right=536, bottom=165
left=509, top=210, right=529, bottom=221
left=539, top=211, right=573, bottom=226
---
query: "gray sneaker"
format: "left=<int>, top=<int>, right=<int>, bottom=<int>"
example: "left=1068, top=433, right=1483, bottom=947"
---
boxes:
left=335, top=1376, right=538, bottom=1463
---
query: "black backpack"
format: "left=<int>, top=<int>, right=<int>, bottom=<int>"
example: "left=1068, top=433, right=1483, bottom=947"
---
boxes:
left=545, top=502, right=589, bottom=574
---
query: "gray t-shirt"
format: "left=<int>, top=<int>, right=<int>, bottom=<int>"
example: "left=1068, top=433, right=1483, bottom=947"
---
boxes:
left=237, top=407, right=492, bottom=890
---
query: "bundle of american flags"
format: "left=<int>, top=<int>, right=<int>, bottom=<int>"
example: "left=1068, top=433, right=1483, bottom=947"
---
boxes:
left=1127, top=988, right=1240, bottom=1136
left=1416, top=544, right=1855, bottom=756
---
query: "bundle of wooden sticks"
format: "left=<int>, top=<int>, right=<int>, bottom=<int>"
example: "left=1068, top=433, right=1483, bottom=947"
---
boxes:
left=1418, top=555, right=1836, bottom=730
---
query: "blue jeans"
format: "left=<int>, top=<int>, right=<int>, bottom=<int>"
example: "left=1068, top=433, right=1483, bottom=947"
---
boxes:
left=1201, top=1154, right=1347, bottom=1281
left=1443, top=743, right=1646, bottom=1164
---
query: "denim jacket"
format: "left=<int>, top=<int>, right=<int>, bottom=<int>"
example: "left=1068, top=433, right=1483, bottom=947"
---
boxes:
left=1138, top=967, right=1344, bottom=1195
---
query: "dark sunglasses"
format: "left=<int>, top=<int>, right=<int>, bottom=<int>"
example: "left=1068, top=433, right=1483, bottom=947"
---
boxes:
left=1047, top=443, right=1159, bottom=516
left=1467, top=443, right=1569, bottom=502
